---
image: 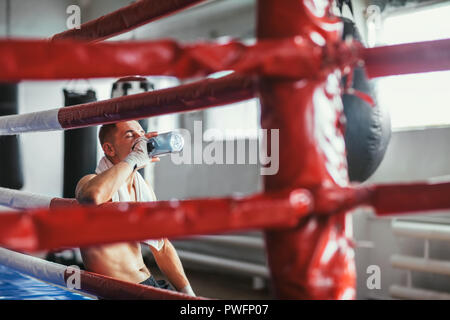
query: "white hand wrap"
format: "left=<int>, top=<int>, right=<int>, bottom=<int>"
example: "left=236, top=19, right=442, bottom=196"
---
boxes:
left=180, top=285, right=196, bottom=297
left=123, top=136, right=150, bottom=170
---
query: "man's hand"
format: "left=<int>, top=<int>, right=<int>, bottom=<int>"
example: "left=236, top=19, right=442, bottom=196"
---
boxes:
left=180, top=285, right=196, bottom=297
left=123, top=132, right=160, bottom=170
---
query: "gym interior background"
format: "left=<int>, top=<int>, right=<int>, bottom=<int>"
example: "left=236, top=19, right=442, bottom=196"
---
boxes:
left=1, top=0, right=450, bottom=299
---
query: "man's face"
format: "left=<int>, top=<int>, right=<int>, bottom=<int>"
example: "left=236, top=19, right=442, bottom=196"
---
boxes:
left=103, top=120, right=145, bottom=163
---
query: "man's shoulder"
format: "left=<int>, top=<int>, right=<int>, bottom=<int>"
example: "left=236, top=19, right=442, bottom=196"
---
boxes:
left=75, top=174, right=97, bottom=196
left=78, top=174, right=97, bottom=184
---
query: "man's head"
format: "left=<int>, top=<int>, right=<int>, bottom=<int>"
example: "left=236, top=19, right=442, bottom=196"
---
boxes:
left=99, top=120, right=145, bottom=164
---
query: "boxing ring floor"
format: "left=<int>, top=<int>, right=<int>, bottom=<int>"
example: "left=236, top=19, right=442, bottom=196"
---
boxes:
left=0, top=264, right=92, bottom=300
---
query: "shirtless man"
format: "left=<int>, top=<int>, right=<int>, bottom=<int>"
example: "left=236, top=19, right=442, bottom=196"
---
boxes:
left=75, top=120, right=195, bottom=296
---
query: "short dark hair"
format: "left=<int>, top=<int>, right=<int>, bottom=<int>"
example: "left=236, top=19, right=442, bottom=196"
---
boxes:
left=99, top=123, right=117, bottom=145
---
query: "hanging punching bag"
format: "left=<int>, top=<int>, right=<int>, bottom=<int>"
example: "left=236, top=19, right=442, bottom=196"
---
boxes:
left=63, top=89, right=98, bottom=198
left=111, top=77, right=154, bottom=177
left=111, top=76, right=154, bottom=132
left=341, top=17, right=392, bottom=182
left=0, top=83, right=24, bottom=189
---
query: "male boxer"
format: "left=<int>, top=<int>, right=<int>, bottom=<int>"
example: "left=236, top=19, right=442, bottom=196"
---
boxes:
left=75, top=120, right=195, bottom=297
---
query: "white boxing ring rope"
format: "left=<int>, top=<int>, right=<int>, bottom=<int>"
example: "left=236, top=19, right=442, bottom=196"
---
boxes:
left=0, top=187, right=53, bottom=210
left=0, top=247, right=67, bottom=287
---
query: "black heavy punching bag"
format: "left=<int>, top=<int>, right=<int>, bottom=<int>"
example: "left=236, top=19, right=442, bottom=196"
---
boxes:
left=341, top=17, right=392, bottom=182
left=0, top=83, right=24, bottom=189
left=63, top=89, right=98, bottom=198
left=111, top=76, right=154, bottom=132
left=111, top=77, right=154, bottom=176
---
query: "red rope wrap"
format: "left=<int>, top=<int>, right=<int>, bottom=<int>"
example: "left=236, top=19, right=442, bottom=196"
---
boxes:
left=71, top=270, right=205, bottom=300
left=52, top=0, right=207, bottom=42
left=370, top=182, right=450, bottom=215
left=363, top=38, right=450, bottom=78
left=57, top=75, right=258, bottom=129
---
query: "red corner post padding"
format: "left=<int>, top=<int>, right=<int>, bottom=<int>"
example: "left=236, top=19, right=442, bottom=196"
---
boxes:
left=257, top=0, right=356, bottom=300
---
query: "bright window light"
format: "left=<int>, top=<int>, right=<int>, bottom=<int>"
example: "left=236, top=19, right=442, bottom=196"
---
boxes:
left=376, top=4, right=450, bottom=129
left=205, top=99, right=259, bottom=140
left=205, top=70, right=260, bottom=139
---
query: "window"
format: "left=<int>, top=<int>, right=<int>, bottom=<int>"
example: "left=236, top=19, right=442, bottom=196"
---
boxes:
left=375, top=3, right=450, bottom=130
left=204, top=71, right=259, bottom=140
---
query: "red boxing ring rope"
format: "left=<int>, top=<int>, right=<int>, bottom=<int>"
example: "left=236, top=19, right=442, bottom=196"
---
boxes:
left=58, top=74, right=257, bottom=129
left=52, top=0, right=207, bottom=42
left=0, top=37, right=326, bottom=81
left=2, top=181, right=450, bottom=252
left=363, top=38, right=450, bottom=78
left=0, top=75, right=258, bottom=135
left=1, top=38, right=449, bottom=82
left=0, top=189, right=313, bottom=252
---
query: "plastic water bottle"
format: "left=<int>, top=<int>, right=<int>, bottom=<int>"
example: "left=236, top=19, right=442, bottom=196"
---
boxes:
left=147, top=131, right=184, bottom=157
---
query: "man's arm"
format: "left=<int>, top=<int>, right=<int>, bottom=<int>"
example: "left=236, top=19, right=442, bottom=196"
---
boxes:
left=75, top=162, right=134, bottom=205
left=143, top=167, right=194, bottom=294
left=149, top=239, right=195, bottom=295
left=76, top=132, right=158, bottom=205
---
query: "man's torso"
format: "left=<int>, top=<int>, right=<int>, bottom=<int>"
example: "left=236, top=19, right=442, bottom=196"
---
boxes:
left=80, top=176, right=151, bottom=283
